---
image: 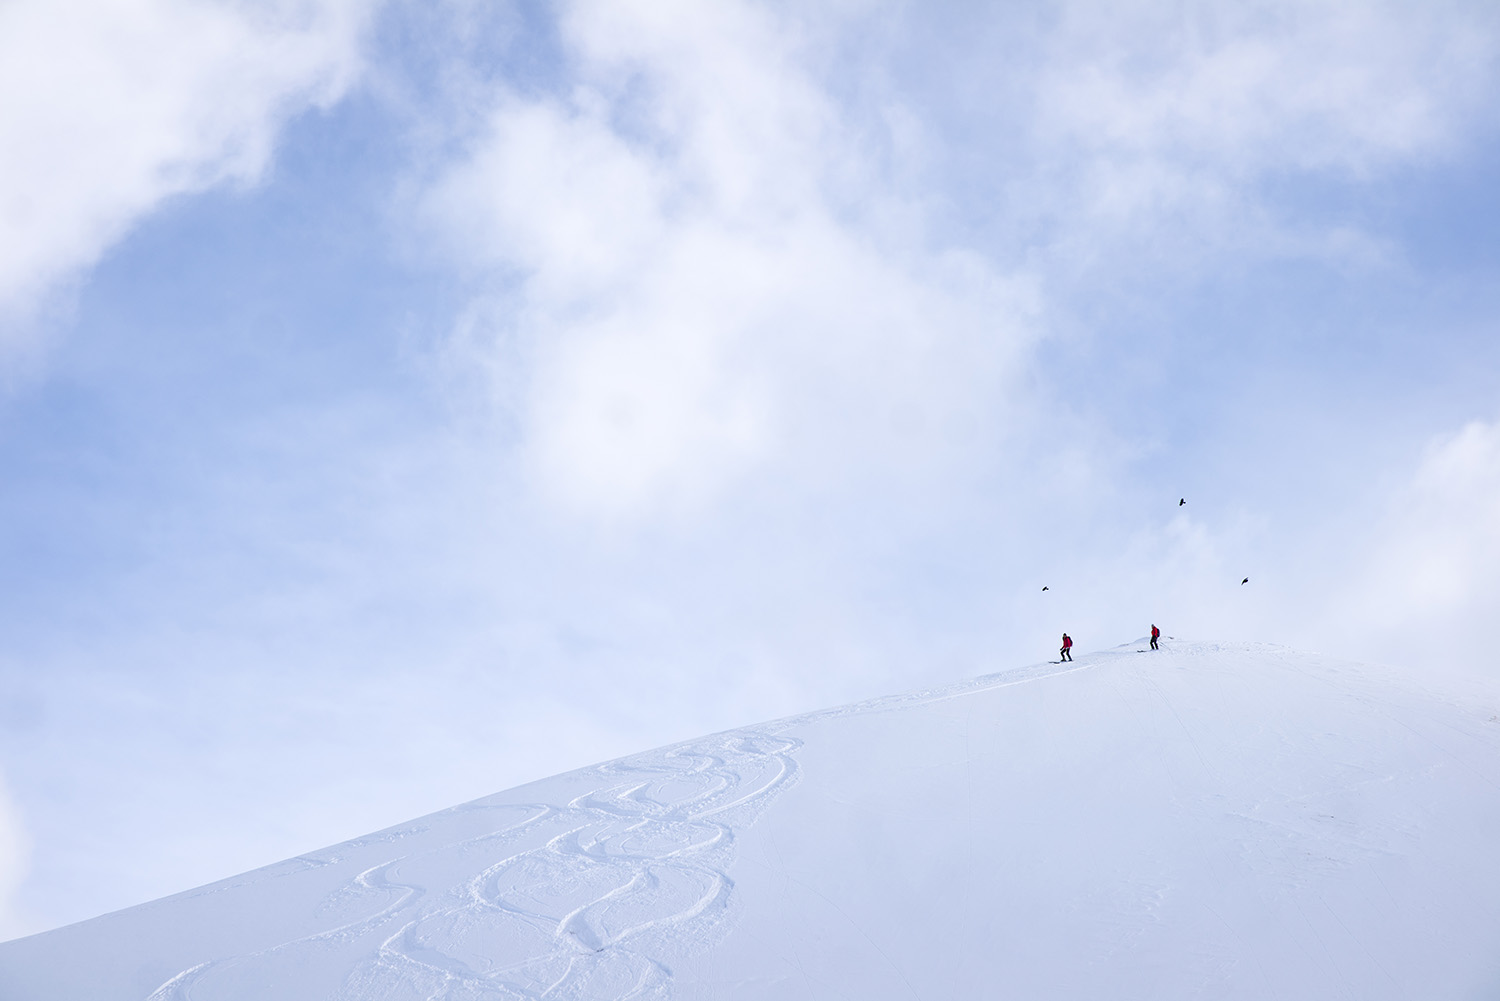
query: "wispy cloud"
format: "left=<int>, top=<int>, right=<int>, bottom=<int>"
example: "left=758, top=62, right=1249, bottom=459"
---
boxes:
left=1023, top=0, right=1500, bottom=269
left=1340, top=418, right=1500, bottom=670
left=424, top=0, right=1038, bottom=521
left=0, top=0, right=373, bottom=333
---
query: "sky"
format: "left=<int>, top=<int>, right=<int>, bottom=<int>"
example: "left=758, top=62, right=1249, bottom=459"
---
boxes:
left=0, top=0, right=1498, bottom=938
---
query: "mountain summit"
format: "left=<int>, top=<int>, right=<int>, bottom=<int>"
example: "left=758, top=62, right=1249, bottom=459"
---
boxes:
left=3, top=641, right=1498, bottom=999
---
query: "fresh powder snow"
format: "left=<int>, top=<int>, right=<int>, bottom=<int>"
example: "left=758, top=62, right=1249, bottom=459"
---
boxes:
left=2, top=640, right=1499, bottom=999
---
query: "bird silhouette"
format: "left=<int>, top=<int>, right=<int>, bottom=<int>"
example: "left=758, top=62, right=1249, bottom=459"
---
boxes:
left=1241, top=577, right=1249, bottom=585
left=1179, top=498, right=1186, bottom=506
left=1041, top=586, right=1049, bottom=591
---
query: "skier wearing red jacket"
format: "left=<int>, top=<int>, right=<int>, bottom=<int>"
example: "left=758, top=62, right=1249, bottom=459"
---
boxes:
left=1150, top=624, right=1160, bottom=650
left=1060, top=633, right=1073, bottom=662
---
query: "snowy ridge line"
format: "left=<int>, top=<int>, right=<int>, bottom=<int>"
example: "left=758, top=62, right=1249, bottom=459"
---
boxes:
left=143, top=731, right=800, bottom=1000
left=10, top=639, right=1500, bottom=1001
left=756, top=638, right=1380, bottom=738
left=141, top=650, right=1113, bottom=999
left=764, top=651, right=1098, bottom=734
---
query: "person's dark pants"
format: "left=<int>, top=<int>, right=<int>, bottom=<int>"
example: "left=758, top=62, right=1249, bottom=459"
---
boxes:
left=1061, top=648, right=1071, bottom=661
left=1150, top=637, right=1158, bottom=650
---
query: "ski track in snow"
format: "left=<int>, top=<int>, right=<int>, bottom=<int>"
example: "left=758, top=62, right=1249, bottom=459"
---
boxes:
left=338, top=732, right=802, bottom=1001
left=145, top=731, right=805, bottom=1001
left=140, top=658, right=1092, bottom=1001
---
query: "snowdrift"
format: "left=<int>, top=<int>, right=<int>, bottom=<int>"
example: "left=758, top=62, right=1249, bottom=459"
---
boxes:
left=3, top=641, right=1499, bottom=999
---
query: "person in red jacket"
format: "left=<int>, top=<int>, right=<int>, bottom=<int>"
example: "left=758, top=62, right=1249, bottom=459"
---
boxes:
left=1060, top=633, right=1073, bottom=662
left=1150, top=624, right=1160, bottom=650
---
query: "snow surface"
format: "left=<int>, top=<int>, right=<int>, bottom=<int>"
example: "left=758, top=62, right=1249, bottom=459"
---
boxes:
left=3, top=641, right=1500, bottom=999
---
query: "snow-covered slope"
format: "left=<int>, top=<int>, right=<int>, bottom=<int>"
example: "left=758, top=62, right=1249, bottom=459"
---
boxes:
left=3, top=641, right=1499, bottom=999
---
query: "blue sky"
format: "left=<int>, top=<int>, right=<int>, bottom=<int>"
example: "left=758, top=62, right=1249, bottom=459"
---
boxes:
left=1, top=0, right=1499, bottom=935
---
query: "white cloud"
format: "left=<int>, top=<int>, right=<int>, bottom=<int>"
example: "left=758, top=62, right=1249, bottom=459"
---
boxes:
left=1025, top=0, right=1500, bottom=267
left=1346, top=420, right=1500, bottom=665
left=426, top=0, right=1037, bottom=521
left=422, top=0, right=1500, bottom=526
left=1043, top=1, right=1486, bottom=166
left=0, top=0, right=373, bottom=330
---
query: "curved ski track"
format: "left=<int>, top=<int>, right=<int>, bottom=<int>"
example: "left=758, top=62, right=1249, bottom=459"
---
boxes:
left=143, top=659, right=1086, bottom=1000
left=147, top=730, right=801, bottom=1001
